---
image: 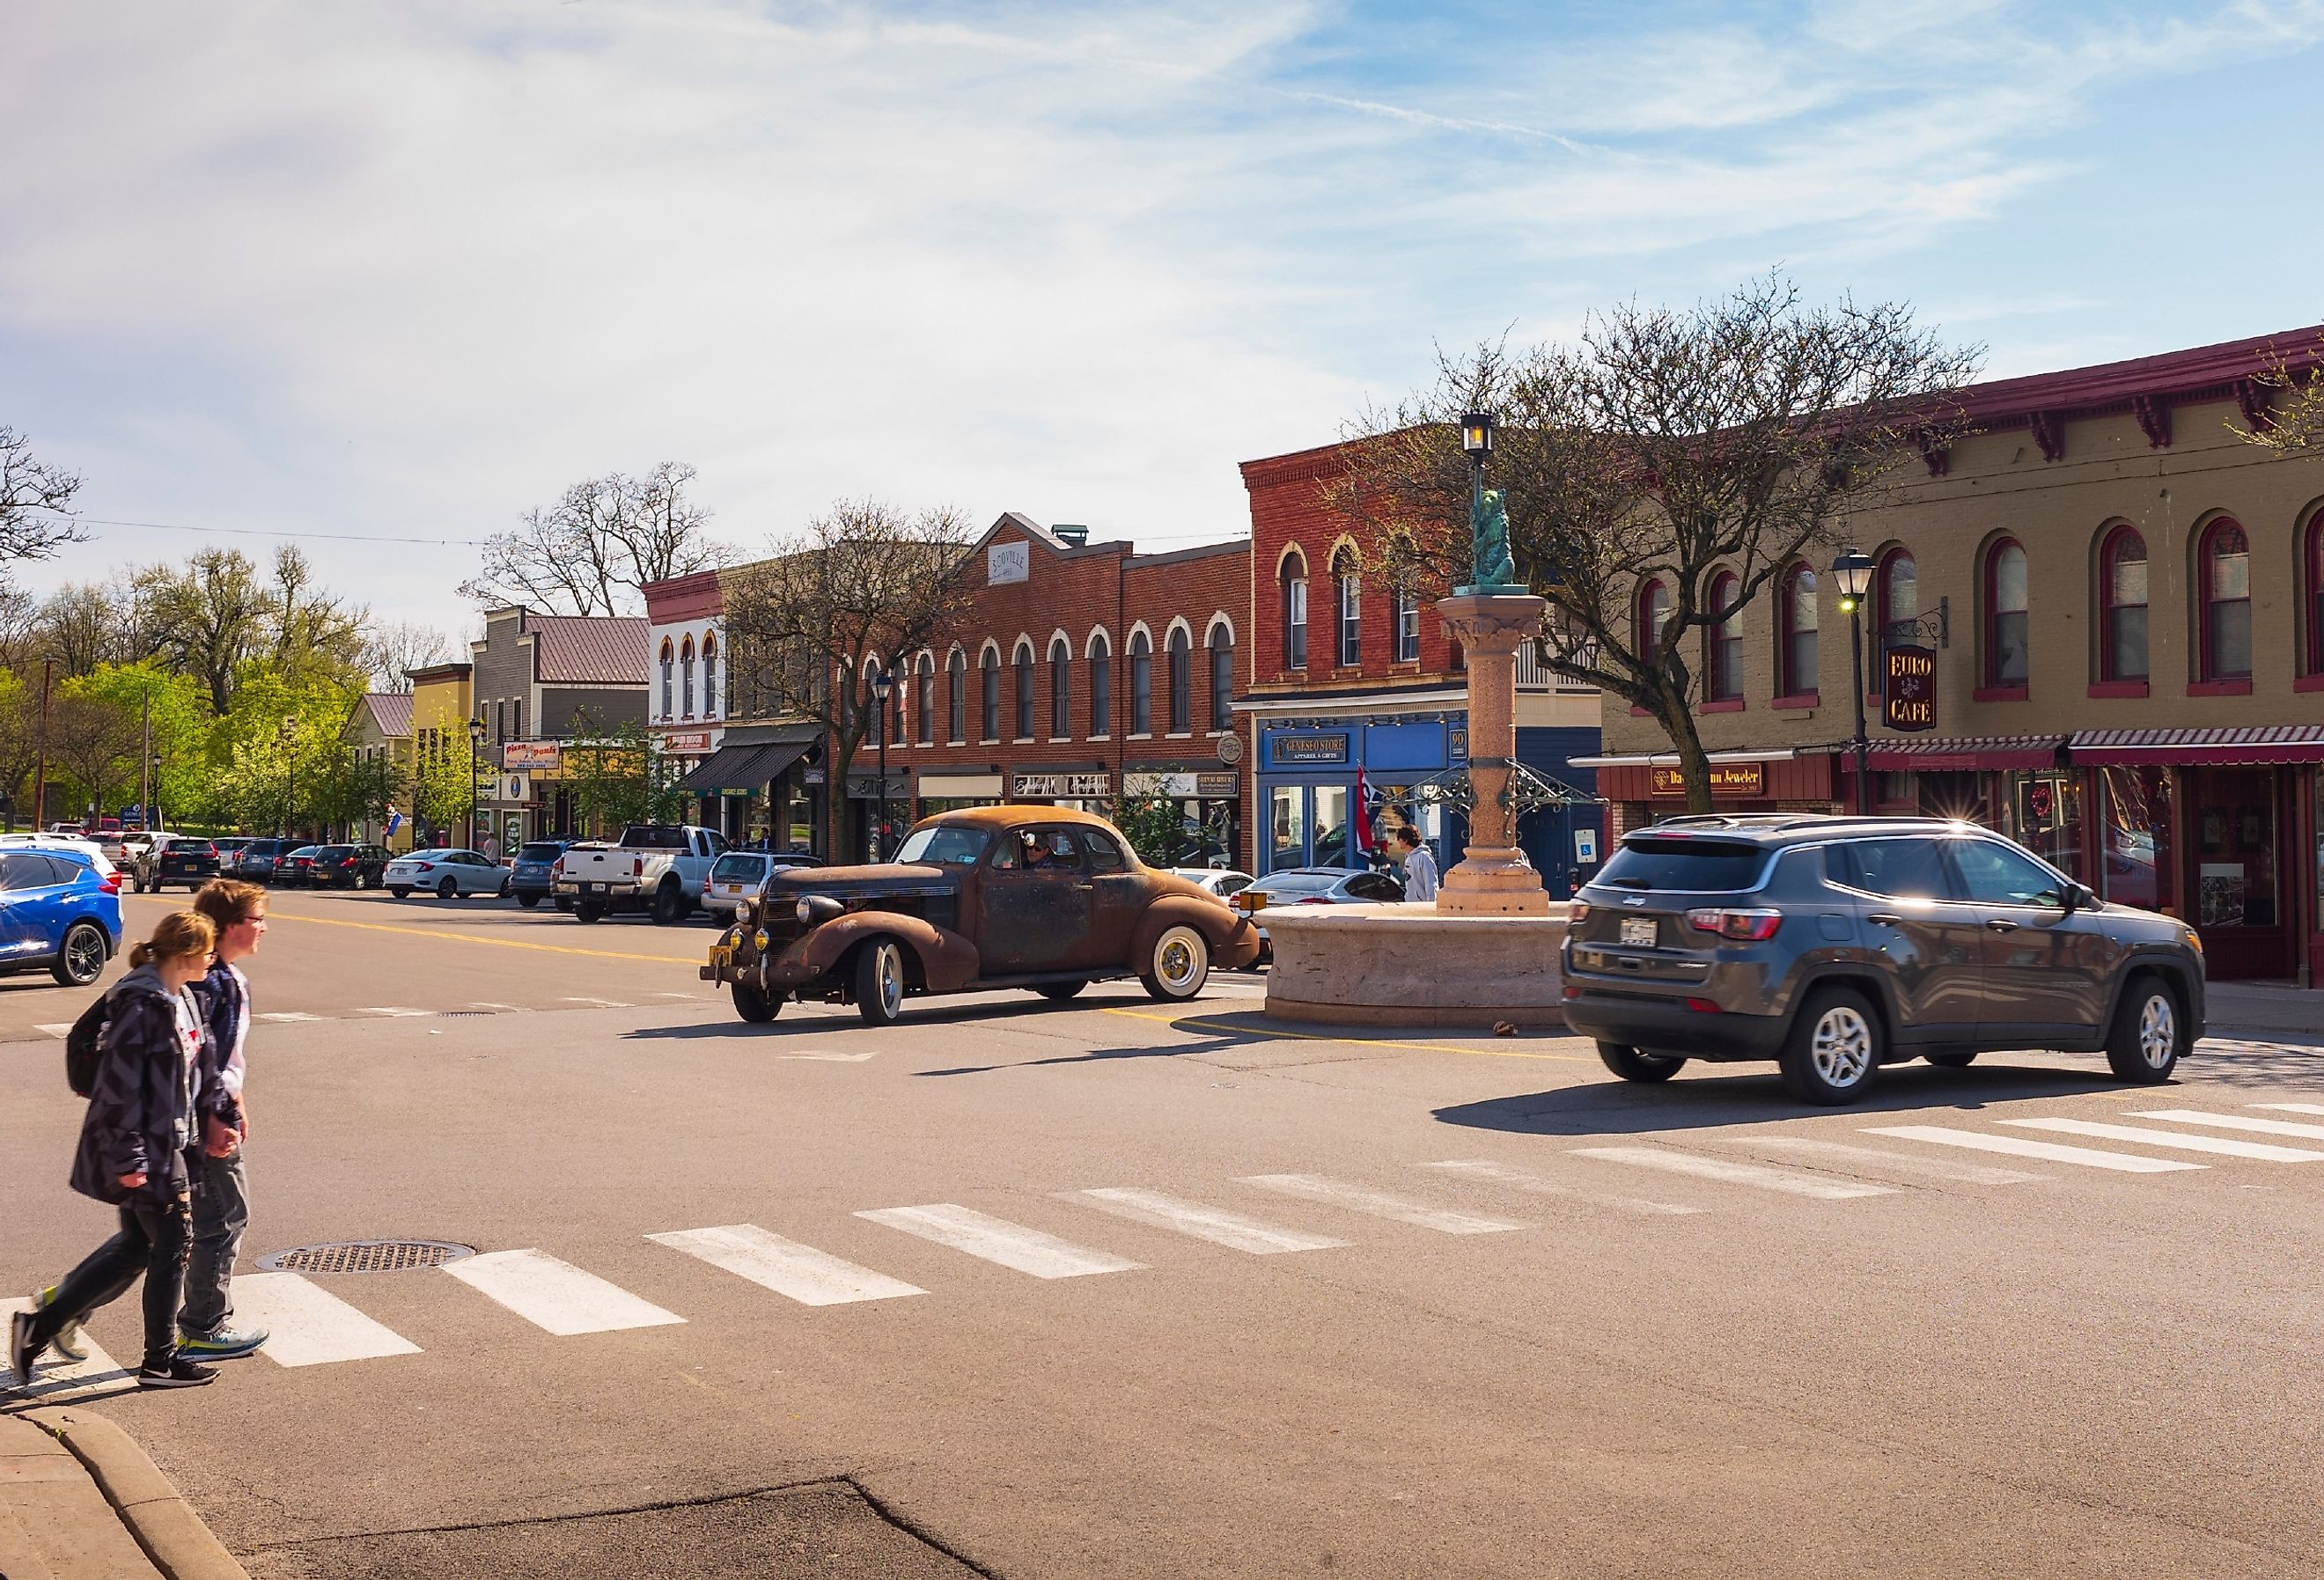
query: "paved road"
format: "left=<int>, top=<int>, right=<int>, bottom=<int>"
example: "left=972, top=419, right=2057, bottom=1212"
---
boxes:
left=5, top=885, right=2323, bottom=1576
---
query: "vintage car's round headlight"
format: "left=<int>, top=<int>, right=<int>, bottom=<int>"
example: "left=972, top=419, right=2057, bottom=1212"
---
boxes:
left=753, top=928, right=771, bottom=951
left=733, top=897, right=754, bottom=927
left=795, top=896, right=814, bottom=926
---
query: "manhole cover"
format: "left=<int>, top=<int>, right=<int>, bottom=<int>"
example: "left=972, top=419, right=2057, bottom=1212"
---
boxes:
left=257, top=1239, right=476, bottom=1275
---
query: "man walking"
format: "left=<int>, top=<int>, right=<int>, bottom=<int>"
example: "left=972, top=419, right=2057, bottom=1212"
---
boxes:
left=178, top=879, right=270, bottom=1361
left=1392, top=824, right=1439, bottom=904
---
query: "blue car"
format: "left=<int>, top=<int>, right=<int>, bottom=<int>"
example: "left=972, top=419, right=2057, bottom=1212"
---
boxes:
left=0, top=846, right=123, bottom=986
left=508, top=839, right=575, bottom=909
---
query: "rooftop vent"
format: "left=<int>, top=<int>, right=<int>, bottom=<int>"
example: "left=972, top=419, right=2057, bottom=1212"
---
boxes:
left=1054, top=524, right=1090, bottom=547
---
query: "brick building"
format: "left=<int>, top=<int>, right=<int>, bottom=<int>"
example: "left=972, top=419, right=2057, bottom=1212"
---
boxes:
left=469, top=606, right=650, bottom=846
left=1238, top=439, right=1603, bottom=890
left=1592, top=326, right=2324, bottom=985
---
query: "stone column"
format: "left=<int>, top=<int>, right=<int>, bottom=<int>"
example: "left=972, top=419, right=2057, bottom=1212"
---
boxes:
left=1434, top=592, right=1550, bottom=916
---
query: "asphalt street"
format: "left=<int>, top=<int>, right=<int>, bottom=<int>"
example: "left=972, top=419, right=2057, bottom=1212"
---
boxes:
left=5, top=884, right=2323, bottom=1578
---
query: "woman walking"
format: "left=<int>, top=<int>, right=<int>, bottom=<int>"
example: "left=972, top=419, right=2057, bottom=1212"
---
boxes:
left=11, top=911, right=223, bottom=1390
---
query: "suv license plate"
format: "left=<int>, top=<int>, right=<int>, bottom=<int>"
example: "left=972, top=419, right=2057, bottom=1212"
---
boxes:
left=1619, top=917, right=1657, bottom=946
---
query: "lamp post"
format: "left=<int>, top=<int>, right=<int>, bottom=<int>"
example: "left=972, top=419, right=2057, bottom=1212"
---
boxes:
left=1459, top=408, right=1495, bottom=522
left=869, top=668, right=894, bottom=862
left=278, top=714, right=298, bottom=837
left=31, top=657, right=55, bottom=832
left=1831, top=547, right=1876, bottom=814
left=467, top=715, right=486, bottom=851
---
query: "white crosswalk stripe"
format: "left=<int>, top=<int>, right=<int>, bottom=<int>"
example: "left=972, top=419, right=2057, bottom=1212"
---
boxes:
left=352, top=1006, right=430, bottom=1018
left=258, top=1011, right=325, bottom=1024
left=227, top=1273, right=422, bottom=1367
left=2254, top=1103, right=2324, bottom=1118
left=1724, top=1135, right=2044, bottom=1186
left=2002, top=1117, right=2324, bottom=1163
left=5, top=1295, right=127, bottom=1399
left=468, top=1002, right=522, bottom=1011
left=857, top=1204, right=1144, bottom=1278
left=563, top=996, right=633, bottom=1008
left=2131, top=1109, right=2324, bottom=1143
left=1237, top=1173, right=1524, bottom=1233
left=1424, top=1158, right=1707, bottom=1216
left=443, top=1248, right=687, bottom=1334
left=1072, top=1188, right=1350, bottom=1253
left=1865, top=1125, right=2204, bottom=1172
left=33, top=1022, right=75, bottom=1039
left=648, top=1224, right=926, bottom=1305
left=1570, top=1146, right=1894, bottom=1201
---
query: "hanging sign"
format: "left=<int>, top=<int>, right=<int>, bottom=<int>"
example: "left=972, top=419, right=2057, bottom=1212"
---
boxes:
left=503, top=740, right=562, bottom=770
left=1883, top=646, right=1937, bottom=733
left=1274, top=732, right=1350, bottom=765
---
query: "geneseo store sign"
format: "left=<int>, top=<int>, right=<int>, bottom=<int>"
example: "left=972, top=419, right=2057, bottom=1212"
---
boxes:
left=1650, top=763, right=1764, bottom=797
left=1883, top=646, right=1937, bottom=733
left=1273, top=732, right=1350, bottom=765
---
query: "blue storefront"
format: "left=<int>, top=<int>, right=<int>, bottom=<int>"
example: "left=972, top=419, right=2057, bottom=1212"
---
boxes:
left=1255, top=714, right=1603, bottom=897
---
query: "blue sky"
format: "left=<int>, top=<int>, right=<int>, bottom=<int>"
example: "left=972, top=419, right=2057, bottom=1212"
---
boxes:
left=5, top=0, right=2322, bottom=645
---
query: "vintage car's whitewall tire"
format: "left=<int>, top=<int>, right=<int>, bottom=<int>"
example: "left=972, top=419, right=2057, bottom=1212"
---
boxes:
left=856, top=938, right=907, bottom=1026
left=1140, top=924, right=1210, bottom=1003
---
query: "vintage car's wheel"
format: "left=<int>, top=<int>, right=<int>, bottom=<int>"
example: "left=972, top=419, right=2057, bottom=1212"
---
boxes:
left=651, top=881, right=687, bottom=926
left=855, top=938, right=907, bottom=1026
left=1034, top=980, right=1088, bottom=1002
left=1140, top=924, right=1210, bottom=1003
left=732, top=980, right=780, bottom=1023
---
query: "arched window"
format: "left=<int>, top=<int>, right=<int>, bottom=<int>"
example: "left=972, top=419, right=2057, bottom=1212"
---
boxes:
left=2308, top=512, right=2324, bottom=676
left=1877, top=548, right=1917, bottom=641
left=1985, top=539, right=2028, bottom=687
left=702, top=635, right=719, bottom=717
left=1048, top=636, right=1071, bottom=737
left=980, top=645, right=1001, bottom=740
left=1779, top=562, right=1818, bottom=698
left=1394, top=581, right=1420, bottom=663
left=946, top=650, right=967, bottom=743
left=861, top=658, right=884, bottom=739
left=1281, top=555, right=1308, bottom=669
left=1704, top=571, right=1742, bottom=703
left=2100, top=526, right=2148, bottom=682
left=1209, top=623, right=1234, bottom=731
left=1333, top=548, right=1361, bottom=666
left=1129, top=629, right=1153, bottom=734
left=1089, top=631, right=1114, bottom=736
left=1637, top=579, right=1671, bottom=665
left=1166, top=626, right=1192, bottom=732
left=680, top=636, right=695, bottom=717
left=1012, top=640, right=1035, bottom=739
left=658, top=638, right=673, bottom=719
left=2200, top=518, right=2251, bottom=680
left=916, top=652, right=935, bottom=745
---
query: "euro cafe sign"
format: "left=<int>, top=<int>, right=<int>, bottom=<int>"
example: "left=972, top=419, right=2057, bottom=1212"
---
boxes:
left=1650, top=763, right=1762, bottom=797
left=1883, top=645, right=1937, bottom=733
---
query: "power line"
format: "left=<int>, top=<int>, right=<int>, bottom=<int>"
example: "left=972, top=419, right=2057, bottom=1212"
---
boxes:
left=20, top=504, right=489, bottom=547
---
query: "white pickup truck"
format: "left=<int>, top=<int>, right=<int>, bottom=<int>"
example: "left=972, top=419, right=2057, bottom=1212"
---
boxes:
left=554, top=824, right=731, bottom=924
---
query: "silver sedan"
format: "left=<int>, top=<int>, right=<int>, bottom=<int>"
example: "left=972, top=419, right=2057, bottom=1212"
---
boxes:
left=384, top=849, right=509, bottom=900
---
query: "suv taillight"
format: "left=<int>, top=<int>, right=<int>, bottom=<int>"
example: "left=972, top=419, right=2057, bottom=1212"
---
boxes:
left=101, top=871, right=123, bottom=894
left=1569, top=900, right=1590, bottom=923
left=1686, top=908, right=1782, bottom=941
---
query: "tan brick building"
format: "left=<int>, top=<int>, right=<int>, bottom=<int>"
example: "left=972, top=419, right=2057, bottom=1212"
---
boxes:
left=1594, top=327, right=2324, bottom=985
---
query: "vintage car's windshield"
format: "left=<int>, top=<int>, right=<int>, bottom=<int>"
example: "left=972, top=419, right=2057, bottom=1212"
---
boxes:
left=896, top=827, right=990, bottom=865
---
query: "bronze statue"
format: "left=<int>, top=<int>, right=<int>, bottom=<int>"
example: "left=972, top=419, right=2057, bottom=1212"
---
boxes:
left=1468, top=486, right=1518, bottom=590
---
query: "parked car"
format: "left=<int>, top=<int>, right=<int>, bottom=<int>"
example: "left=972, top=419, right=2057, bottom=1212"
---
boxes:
left=0, top=833, right=111, bottom=871
left=303, top=843, right=391, bottom=890
left=1228, top=866, right=1406, bottom=962
left=0, top=847, right=123, bottom=986
left=1170, top=867, right=1255, bottom=900
left=702, top=850, right=823, bottom=922
left=272, top=845, right=326, bottom=886
left=703, top=806, right=1261, bottom=1025
left=508, top=840, right=575, bottom=908
left=227, top=837, right=298, bottom=882
left=555, top=825, right=729, bottom=924
left=132, top=834, right=222, bottom=893
left=1560, top=814, right=2208, bottom=1106
left=384, top=849, right=509, bottom=900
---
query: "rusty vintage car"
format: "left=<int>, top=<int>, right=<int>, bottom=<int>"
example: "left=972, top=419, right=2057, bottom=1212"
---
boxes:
left=701, top=805, right=1262, bottom=1025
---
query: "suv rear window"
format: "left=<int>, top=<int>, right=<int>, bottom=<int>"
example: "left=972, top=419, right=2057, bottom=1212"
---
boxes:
left=516, top=843, right=564, bottom=863
left=1597, top=837, right=1765, bottom=893
left=710, top=854, right=768, bottom=883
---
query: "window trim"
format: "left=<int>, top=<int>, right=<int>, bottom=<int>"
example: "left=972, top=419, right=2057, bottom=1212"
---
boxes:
left=1332, top=550, right=1361, bottom=667
left=1778, top=561, right=1819, bottom=702
left=1208, top=621, right=1234, bottom=731
left=2097, top=524, right=2149, bottom=690
left=1048, top=636, right=1072, bottom=739
left=2196, top=515, right=2252, bottom=683
left=1636, top=577, right=1670, bottom=666
left=980, top=645, right=1001, bottom=741
left=1703, top=570, right=1743, bottom=706
left=2302, top=509, right=2324, bottom=690
left=1983, top=536, right=2029, bottom=695
left=1129, top=628, right=1153, bottom=737
left=1012, top=639, right=1036, bottom=740
left=946, top=649, right=967, bottom=744
left=1281, top=553, right=1309, bottom=671
left=1166, top=624, right=1192, bottom=734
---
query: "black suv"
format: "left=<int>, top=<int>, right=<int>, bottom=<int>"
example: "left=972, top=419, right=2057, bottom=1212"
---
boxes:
left=1562, top=815, right=2206, bottom=1105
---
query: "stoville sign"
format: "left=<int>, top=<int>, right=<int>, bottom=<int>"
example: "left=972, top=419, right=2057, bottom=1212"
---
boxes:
left=1883, top=646, right=1937, bottom=733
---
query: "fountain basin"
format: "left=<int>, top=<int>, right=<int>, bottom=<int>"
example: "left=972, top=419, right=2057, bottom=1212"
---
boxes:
left=1258, top=901, right=1571, bottom=1029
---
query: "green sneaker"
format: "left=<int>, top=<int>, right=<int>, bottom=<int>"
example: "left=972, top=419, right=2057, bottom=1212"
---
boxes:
left=176, top=1326, right=268, bottom=1360
left=36, top=1286, right=87, bottom=1363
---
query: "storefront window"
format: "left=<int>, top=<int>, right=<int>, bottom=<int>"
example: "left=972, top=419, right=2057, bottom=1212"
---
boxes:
left=2008, top=769, right=2082, bottom=878
left=1270, top=784, right=1304, bottom=871
left=2098, top=766, right=2173, bottom=913
left=2190, top=768, right=2276, bottom=928
left=1312, top=784, right=1350, bottom=868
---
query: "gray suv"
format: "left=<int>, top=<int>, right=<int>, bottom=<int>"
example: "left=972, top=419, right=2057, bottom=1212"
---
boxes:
left=1561, top=815, right=2206, bottom=1106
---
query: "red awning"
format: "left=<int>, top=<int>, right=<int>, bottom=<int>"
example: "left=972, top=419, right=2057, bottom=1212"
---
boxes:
left=1835, top=736, right=2066, bottom=772
left=2069, top=726, right=2324, bottom=766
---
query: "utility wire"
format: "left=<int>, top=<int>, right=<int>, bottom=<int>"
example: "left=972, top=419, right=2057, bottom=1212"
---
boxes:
left=19, top=504, right=489, bottom=547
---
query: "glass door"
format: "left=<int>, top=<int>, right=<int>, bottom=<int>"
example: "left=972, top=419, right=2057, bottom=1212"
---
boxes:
left=2187, top=766, right=2290, bottom=979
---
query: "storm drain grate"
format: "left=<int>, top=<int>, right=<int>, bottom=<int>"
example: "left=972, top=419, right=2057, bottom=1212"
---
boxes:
left=257, top=1239, right=476, bottom=1275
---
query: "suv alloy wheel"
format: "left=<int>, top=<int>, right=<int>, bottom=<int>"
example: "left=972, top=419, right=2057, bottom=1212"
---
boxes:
left=2105, top=975, right=2184, bottom=1084
left=1779, top=986, right=1883, bottom=1106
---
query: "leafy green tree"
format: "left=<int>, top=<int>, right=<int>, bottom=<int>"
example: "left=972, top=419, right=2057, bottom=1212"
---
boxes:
left=563, top=717, right=682, bottom=835
left=1106, top=792, right=1188, bottom=866
left=70, top=662, right=211, bottom=827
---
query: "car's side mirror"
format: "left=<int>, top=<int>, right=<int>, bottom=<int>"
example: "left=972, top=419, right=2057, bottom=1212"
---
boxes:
left=2059, top=882, right=2097, bottom=913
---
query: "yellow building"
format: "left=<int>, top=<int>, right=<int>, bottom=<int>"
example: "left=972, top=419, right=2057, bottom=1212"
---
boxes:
left=342, top=692, right=416, bottom=850
left=408, top=662, right=478, bottom=849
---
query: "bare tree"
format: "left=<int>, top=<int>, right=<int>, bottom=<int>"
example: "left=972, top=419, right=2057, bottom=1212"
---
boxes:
left=35, top=583, right=126, bottom=678
left=2236, top=330, right=2324, bottom=453
left=361, top=620, right=458, bottom=691
left=0, top=428, right=87, bottom=577
left=267, top=544, right=369, bottom=673
left=462, top=462, right=726, bottom=616
left=46, top=691, right=141, bottom=820
left=148, top=548, right=271, bottom=712
left=1339, top=276, right=1980, bottom=812
left=721, top=501, right=978, bottom=856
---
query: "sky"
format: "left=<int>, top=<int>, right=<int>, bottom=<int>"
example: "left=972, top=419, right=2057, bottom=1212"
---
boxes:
left=6, top=0, right=2324, bottom=648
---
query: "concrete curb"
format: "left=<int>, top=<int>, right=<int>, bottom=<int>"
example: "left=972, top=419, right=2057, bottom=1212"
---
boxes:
left=24, top=1407, right=249, bottom=1580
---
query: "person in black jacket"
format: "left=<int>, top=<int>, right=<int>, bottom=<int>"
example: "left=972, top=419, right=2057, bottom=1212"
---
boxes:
left=10, top=911, right=222, bottom=1391
left=179, top=878, right=269, bottom=1359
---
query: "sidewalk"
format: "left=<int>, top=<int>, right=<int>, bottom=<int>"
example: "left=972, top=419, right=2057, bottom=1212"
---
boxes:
left=0, top=1406, right=247, bottom=1580
left=2204, top=981, right=2324, bottom=1040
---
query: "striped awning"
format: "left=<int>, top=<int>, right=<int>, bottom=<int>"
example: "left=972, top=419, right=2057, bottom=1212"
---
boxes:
left=1832, top=735, right=2066, bottom=772
left=2069, top=726, right=2324, bottom=766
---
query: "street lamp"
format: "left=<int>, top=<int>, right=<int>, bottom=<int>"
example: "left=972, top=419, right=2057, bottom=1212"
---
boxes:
left=278, top=714, right=298, bottom=838
left=1459, top=408, right=1495, bottom=514
left=1830, top=547, right=1877, bottom=814
left=869, top=667, right=894, bottom=862
left=467, top=715, right=486, bottom=851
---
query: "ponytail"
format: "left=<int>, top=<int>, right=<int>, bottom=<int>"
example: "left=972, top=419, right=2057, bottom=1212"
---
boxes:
left=131, top=910, right=217, bottom=971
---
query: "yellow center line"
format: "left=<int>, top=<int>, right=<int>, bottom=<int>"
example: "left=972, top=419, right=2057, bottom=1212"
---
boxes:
left=124, top=892, right=700, bottom=966
left=1100, top=1005, right=1592, bottom=1063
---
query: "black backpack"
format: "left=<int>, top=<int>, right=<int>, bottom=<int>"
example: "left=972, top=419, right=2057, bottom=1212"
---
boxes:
left=65, top=994, right=110, bottom=1097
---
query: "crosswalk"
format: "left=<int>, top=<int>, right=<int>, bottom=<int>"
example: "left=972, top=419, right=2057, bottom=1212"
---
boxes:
left=11, top=1099, right=2321, bottom=1397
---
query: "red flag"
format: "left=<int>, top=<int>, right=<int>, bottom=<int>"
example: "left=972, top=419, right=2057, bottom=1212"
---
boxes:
left=1352, top=765, right=1373, bottom=855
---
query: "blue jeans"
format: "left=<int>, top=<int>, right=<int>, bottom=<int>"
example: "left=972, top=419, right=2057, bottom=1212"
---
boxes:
left=181, top=1148, right=249, bottom=1338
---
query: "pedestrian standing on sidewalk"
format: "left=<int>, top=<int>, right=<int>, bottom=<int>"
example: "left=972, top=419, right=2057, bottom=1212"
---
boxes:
left=10, top=911, right=222, bottom=1391
left=1392, top=824, right=1439, bottom=903
left=178, top=878, right=271, bottom=1361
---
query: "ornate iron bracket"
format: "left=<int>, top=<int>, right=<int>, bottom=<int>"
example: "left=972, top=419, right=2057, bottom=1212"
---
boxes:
left=1379, top=760, right=1602, bottom=819
left=1883, top=596, right=1949, bottom=650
